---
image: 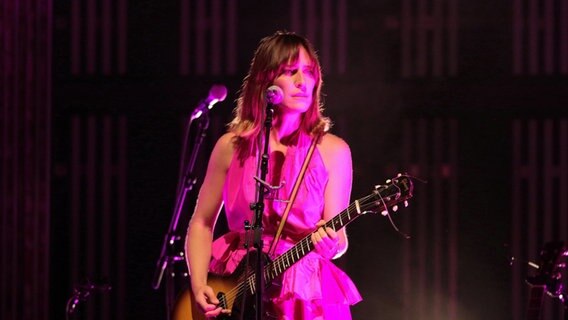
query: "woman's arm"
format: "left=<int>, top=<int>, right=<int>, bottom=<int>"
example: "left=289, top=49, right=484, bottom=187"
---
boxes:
left=311, top=133, right=353, bottom=259
left=185, top=132, right=234, bottom=317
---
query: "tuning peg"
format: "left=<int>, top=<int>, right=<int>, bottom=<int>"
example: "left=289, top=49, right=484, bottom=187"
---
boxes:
left=386, top=179, right=391, bottom=184
left=392, top=205, right=399, bottom=212
left=381, top=210, right=388, bottom=216
left=404, top=201, right=409, bottom=207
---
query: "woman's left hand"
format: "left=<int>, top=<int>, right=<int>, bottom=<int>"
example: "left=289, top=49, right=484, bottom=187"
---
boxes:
left=311, top=220, right=340, bottom=260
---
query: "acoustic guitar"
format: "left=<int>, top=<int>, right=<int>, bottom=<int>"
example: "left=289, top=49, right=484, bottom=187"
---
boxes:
left=173, top=174, right=415, bottom=320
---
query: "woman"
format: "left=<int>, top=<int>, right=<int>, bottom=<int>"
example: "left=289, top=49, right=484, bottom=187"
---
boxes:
left=185, top=31, right=361, bottom=319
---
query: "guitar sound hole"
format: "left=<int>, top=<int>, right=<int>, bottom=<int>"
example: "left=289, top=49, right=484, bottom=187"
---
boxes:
left=229, top=250, right=284, bottom=320
left=217, top=292, right=227, bottom=310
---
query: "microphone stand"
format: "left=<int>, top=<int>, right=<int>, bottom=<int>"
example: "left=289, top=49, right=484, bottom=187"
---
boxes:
left=151, top=112, right=210, bottom=319
left=563, top=295, right=567, bottom=320
left=249, top=103, right=274, bottom=320
left=65, top=278, right=112, bottom=320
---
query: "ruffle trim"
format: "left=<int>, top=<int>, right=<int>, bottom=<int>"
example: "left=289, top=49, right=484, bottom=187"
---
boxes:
left=209, top=232, right=362, bottom=306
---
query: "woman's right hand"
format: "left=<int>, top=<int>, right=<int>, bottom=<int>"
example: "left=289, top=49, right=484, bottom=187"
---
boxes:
left=193, top=284, right=222, bottom=318
left=185, top=134, right=235, bottom=318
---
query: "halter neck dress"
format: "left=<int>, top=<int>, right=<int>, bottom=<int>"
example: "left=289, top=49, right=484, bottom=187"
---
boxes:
left=209, top=132, right=361, bottom=319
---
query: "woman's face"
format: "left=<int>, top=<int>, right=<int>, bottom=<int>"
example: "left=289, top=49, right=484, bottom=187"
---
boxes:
left=272, top=46, right=317, bottom=114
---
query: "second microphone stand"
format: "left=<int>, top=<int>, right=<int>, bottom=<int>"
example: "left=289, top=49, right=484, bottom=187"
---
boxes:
left=151, top=112, right=211, bottom=319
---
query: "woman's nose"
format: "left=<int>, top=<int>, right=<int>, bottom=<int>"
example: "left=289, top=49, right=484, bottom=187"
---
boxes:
left=294, top=70, right=306, bottom=88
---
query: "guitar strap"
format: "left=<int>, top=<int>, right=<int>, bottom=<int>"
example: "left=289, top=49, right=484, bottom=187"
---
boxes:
left=268, top=133, right=320, bottom=258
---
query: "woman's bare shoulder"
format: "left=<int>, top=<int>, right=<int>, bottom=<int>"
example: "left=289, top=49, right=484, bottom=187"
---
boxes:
left=319, top=133, right=351, bottom=156
left=210, top=132, right=237, bottom=169
left=217, top=132, right=237, bottom=147
left=317, top=133, right=352, bottom=170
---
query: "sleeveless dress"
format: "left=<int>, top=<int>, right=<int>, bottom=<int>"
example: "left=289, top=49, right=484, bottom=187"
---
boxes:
left=209, top=132, right=362, bottom=319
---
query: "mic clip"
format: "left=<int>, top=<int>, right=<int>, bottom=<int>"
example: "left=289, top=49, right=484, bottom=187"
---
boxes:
left=253, top=176, right=289, bottom=203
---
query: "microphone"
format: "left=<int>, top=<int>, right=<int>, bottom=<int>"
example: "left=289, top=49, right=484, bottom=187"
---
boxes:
left=266, top=85, right=284, bottom=105
left=191, top=84, right=228, bottom=120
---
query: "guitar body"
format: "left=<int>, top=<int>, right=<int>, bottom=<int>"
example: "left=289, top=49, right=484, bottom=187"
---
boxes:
left=173, top=251, right=277, bottom=320
left=173, top=274, right=238, bottom=320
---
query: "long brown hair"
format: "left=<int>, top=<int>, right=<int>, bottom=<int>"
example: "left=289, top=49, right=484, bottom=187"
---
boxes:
left=229, top=31, right=330, bottom=161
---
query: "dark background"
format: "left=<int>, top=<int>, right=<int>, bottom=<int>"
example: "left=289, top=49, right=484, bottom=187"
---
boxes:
left=46, top=1, right=568, bottom=319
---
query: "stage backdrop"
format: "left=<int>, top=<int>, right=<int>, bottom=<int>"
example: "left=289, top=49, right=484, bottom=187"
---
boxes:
left=6, top=1, right=568, bottom=320
left=1, top=1, right=52, bottom=320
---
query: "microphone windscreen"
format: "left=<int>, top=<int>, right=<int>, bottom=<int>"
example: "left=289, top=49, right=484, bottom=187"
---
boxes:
left=266, top=85, right=284, bottom=105
left=209, top=84, right=228, bottom=102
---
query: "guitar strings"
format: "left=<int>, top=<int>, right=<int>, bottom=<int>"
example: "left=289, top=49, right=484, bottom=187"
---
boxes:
left=218, top=194, right=383, bottom=307
left=222, top=176, right=411, bottom=305
left=220, top=189, right=398, bottom=307
left=222, top=193, right=386, bottom=305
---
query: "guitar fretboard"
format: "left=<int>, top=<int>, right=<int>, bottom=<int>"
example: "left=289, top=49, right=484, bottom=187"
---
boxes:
left=241, top=176, right=412, bottom=295
left=265, top=201, right=365, bottom=283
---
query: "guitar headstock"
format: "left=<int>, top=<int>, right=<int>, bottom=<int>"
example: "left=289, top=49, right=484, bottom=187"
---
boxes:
left=371, top=173, right=414, bottom=215
left=527, top=241, right=567, bottom=298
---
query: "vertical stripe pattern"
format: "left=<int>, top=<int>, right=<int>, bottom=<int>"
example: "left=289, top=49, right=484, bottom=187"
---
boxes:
left=0, top=0, right=52, bottom=319
left=290, top=0, right=348, bottom=74
left=69, top=0, right=128, bottom=75
left=511, top=119, right=568, bottom=319
left=402, top=118, right=459, bottom=319
left=179, top=0, right=238, bottom=76
left=400, top=0, right=459, bottom=78
left=68, top=115, right=128, bottom=320
left=513, top=0, right=568, bottom=75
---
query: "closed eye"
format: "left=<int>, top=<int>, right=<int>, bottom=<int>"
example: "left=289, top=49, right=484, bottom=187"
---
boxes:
left=281, top=68, right=297, bottom=76
left=303, top=66, right=316, bottom=77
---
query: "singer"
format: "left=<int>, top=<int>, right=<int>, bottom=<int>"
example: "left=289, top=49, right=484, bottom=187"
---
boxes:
left=184, top=31, right=361, bottom=319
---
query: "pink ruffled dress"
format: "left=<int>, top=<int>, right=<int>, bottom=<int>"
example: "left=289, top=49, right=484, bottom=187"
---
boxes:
left=209, top=133, right=362, bottom=319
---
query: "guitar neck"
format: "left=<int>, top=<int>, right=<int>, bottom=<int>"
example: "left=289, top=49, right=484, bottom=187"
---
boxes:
left=242, top=175, right=413, bottom=295
left=265, top=199, right=367, bottom=282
